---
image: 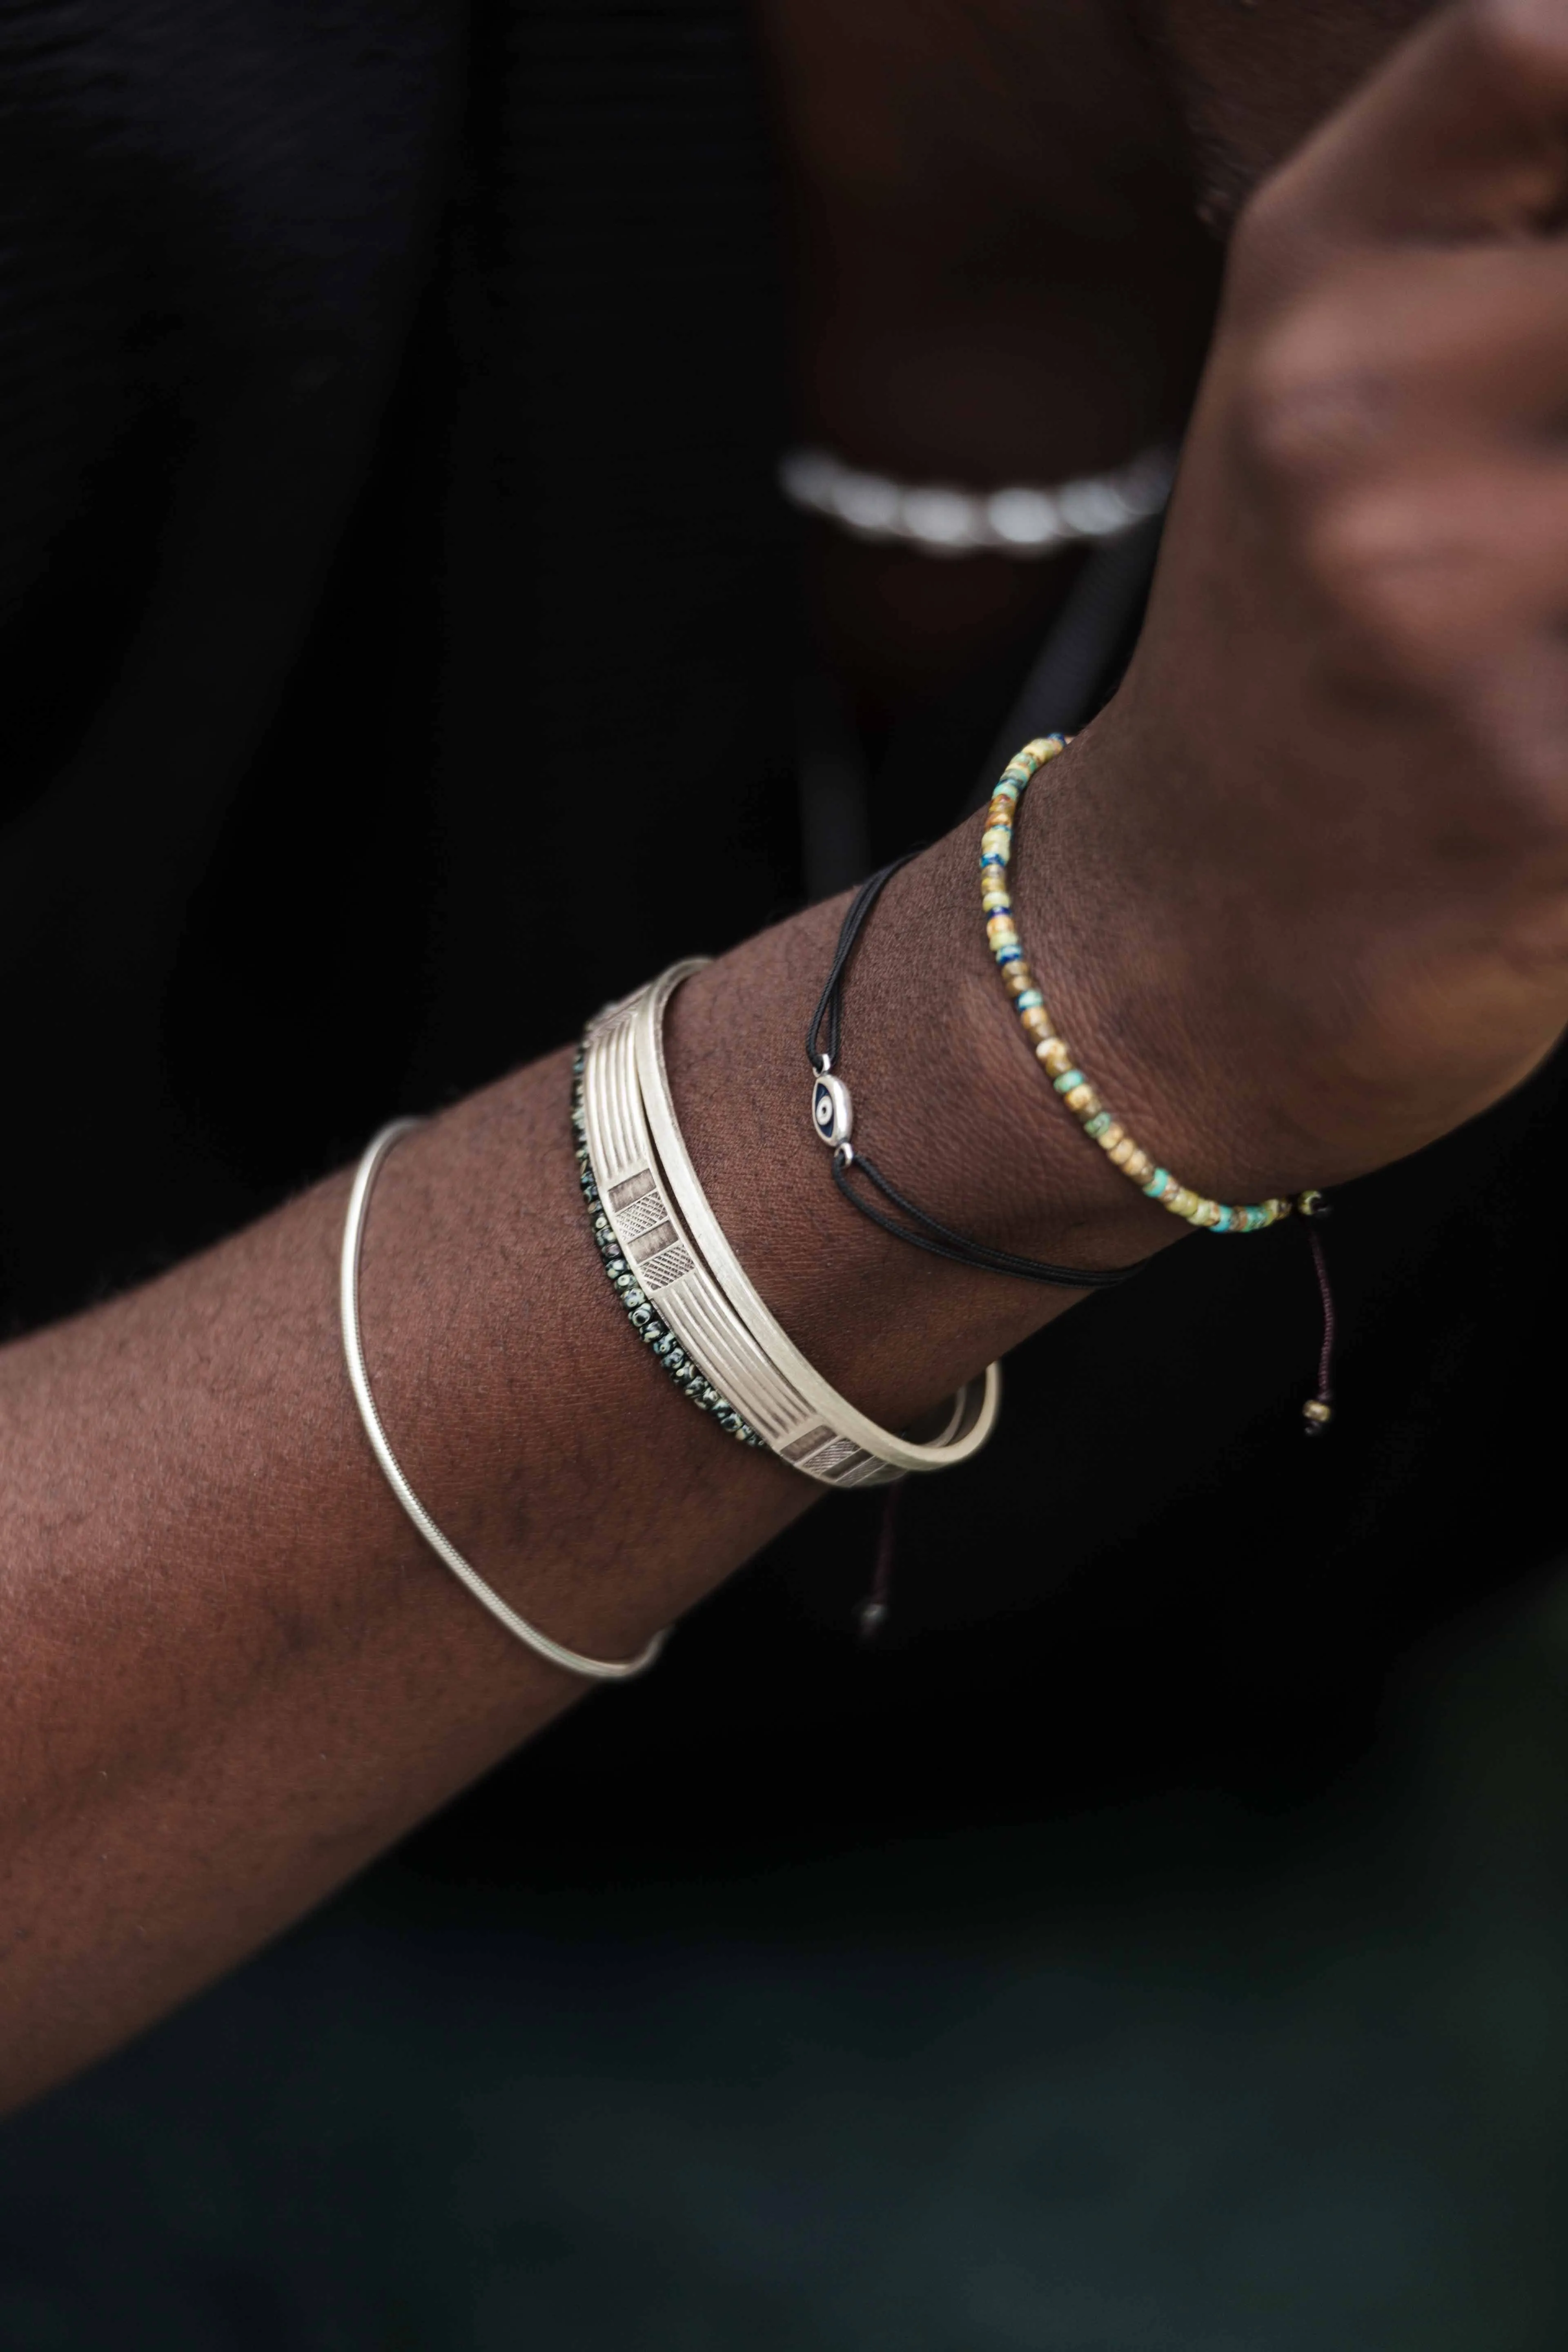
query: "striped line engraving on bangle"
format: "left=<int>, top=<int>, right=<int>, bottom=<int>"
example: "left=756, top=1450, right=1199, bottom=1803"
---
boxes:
left=782, top=1428, right=866, bottom=1479
left=612, top=1181, right=668, bottom=1236
left=581, top=994, right=892, bottom=1486
left=583, top=1009, right=795, bottom=1445
left=573, top=1069, right=763, bottom=1447
left=603, top=1172, right=694, bottom=1280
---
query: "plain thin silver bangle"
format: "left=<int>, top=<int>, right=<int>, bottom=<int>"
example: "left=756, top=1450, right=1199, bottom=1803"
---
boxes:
left=340, top=1118, right=665, bottom=1683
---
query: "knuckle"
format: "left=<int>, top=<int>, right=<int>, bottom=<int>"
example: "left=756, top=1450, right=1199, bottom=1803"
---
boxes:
left=1233, top=310, right=1400, bottom=496
left=1464, top=0, right=1568, bottom=87
left=1297, top=484, right=1526, bottom=715
left=1300, top=488, right=1439, bottom=649
left=1296, top=492, right=1568, bottom=831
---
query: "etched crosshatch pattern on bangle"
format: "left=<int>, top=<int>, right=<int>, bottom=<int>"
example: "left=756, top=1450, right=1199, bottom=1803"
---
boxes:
left=570, top=1054, right=766, bottom=1447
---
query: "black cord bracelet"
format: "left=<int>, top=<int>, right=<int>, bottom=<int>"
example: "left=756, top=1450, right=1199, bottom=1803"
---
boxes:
left=805, top=855, right=1150, bottom=1290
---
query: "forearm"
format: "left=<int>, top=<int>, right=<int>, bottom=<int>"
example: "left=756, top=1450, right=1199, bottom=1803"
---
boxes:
left=0, top=800, right=1167, bottom=2109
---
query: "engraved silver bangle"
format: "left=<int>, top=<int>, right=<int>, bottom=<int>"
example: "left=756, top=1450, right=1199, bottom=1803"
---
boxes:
left=340, top=1119, right=665, bottom=1682
left=580, top=964, right=1001, bottom=1487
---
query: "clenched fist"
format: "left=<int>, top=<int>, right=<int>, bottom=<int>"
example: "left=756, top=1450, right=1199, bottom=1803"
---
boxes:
left=1020, top=0, right=1568, bottom=1202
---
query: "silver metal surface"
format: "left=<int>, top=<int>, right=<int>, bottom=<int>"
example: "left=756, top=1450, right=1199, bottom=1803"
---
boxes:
left=579, top=965, right=1001, bottom=1488
left=811, top=1072, right=853, bottom=1148
left=779, top=444, right=1173, bottom=558
left=340, top=1119, right=665, bottom=1682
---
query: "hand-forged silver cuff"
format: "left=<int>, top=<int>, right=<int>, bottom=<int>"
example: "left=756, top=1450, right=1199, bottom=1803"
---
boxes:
left=580, top=962, right=1001, bottom=1488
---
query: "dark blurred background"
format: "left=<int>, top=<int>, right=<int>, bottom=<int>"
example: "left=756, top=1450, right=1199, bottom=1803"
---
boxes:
left=3, top=1570, right=1567, bottom=2349
left=3, top=1, right=1568, bottom=2341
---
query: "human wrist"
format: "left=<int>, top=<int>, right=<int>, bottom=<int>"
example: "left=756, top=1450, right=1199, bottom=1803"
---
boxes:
left=666, top=804, right=1183, bottom=1401
left=850, top=814, right=1190, bottom=1270
left=1002, top=704, right=1414, bottom=1210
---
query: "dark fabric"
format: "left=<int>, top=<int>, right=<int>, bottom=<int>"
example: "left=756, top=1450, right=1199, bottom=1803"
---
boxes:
left=0, top=0, right=1562, bottom=1884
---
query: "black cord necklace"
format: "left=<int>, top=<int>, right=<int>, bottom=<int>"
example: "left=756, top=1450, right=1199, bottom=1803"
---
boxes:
left=806, top=855, right=1151, bottom=1290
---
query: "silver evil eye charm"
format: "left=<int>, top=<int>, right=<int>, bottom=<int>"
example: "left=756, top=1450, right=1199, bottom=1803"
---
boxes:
left=811, top=1073, right=853, bottom=1148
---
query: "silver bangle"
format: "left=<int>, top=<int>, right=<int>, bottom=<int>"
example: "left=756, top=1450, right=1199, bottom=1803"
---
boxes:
left=778, top=443, right=1173, bottom=559
left=580, top=966, right=1001, bottom=1487
left=340, top=1119, right=665, bottom=1682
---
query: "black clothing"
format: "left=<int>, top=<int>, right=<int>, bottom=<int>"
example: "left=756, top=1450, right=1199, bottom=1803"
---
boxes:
left=2, top=0, right=1563, bottom=1885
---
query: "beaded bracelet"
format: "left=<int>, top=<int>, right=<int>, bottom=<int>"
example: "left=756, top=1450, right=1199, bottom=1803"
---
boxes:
left=570, top=1051, right=766, bottom=1448
left=982, top=735, right=1316, bottom=1236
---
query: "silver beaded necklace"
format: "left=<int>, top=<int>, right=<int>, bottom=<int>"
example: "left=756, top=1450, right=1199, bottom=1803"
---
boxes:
left=779, top=442, right=1172, bottom=559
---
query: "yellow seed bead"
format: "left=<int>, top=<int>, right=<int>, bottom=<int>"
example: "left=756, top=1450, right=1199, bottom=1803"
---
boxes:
left=1064, top=1083, right=1100, bottom=1116
left=1094, top=1121, right=1126, bottom=1153
left=1170, top=1187, right=1202, bottom=1220
left=1020, top=1006, right=1053, bottom=1041
left=982, top=894, right=1011, bottom=915
left=1123, top=1148, right=1154, bottom=1184
left=1004, top=965, right=1036, bottom=996
left=1108, top=1135, right=1136, bottom=1167
left=1190, top=1200, right=1221, bottom=1228
left=1037, top=1039, right=1074, bottom=1078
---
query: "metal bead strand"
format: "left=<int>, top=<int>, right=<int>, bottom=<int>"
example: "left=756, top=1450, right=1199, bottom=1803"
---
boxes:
left=571, top=1055, right=766, bottom=1446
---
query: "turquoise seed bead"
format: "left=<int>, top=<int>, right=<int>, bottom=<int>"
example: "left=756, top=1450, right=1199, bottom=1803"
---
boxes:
left=987, top=742, right=1316, bottom=1245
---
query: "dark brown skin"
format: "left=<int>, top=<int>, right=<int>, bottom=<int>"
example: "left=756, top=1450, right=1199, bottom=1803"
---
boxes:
left=9, top=0, right=1568, bottom=2109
